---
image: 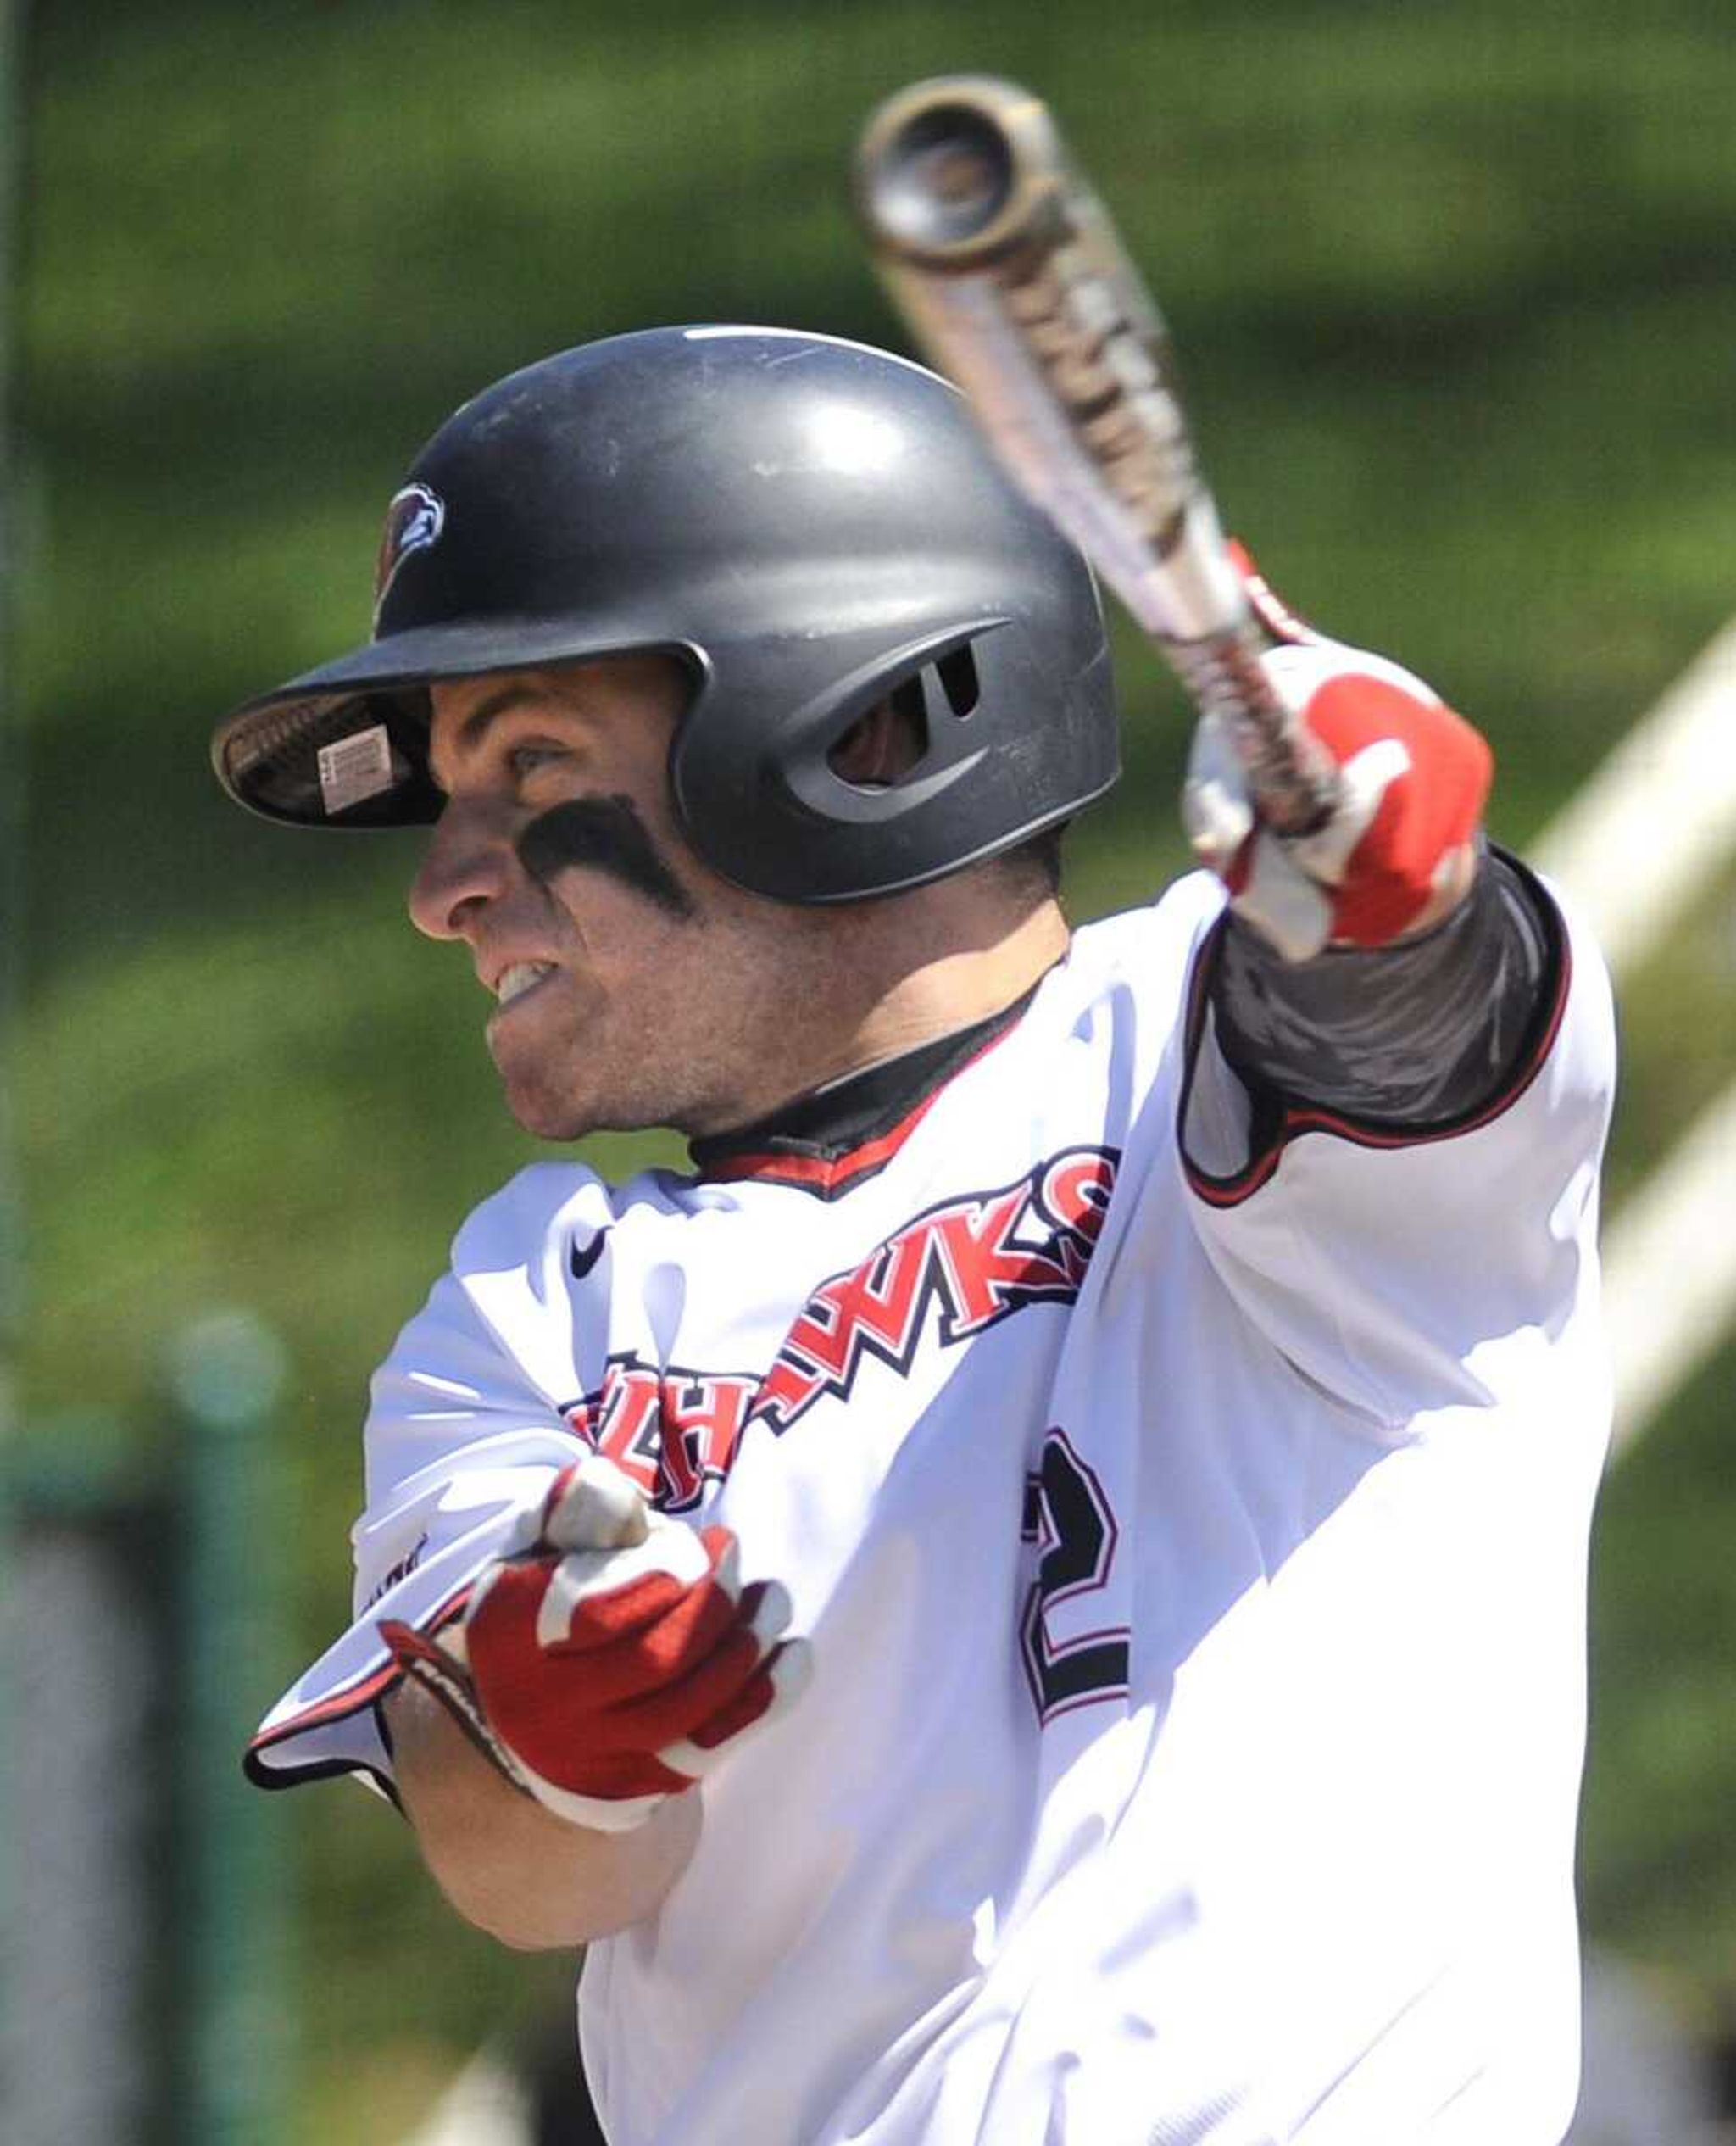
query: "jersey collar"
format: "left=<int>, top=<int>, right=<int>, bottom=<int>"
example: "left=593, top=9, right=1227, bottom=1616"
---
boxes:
left=690, top=988, right=1036, bottom=1200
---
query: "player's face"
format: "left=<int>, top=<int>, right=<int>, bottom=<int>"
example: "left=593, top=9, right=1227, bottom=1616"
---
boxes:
left=409, top=657, right=843, bottom=1140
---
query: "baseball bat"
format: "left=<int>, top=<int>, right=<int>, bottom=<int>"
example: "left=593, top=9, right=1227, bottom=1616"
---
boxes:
left=852, top=75, right=1343, bottom=837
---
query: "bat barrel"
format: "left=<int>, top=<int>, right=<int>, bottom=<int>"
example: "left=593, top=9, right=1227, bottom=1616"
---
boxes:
left=854, top=77, right=1066, bottom=269
left=854, top=79, right=1239, bottom=652
left=853, top=76, right=1346, bottom=841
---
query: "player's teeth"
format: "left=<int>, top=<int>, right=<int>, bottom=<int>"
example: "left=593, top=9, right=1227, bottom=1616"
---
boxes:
left=497, top=962, right=554, bottom=1005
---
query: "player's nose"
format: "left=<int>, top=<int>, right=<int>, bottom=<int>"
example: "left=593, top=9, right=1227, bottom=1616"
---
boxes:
left=408, top=800, right=518, bottom=941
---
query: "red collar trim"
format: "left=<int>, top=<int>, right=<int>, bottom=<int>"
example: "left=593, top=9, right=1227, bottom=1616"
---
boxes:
left=698, top=1019, right=1024, bottom=1199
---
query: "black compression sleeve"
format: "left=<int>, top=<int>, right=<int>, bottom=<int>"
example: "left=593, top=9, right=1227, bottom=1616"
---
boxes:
left=1208, top=848, right=1555, bottom=1129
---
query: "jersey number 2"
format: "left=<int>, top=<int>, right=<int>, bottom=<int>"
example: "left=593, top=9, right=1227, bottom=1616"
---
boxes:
left=1020, top=1429, right=1129, bottom=1722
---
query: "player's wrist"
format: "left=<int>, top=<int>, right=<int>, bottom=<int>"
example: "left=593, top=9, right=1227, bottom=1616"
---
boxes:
left=1184, top=579, right=1494, bottom=962
left=383, top=1674, right=704, bottom=1945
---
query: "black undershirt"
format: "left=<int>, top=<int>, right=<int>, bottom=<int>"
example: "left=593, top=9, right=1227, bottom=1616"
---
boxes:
left=688, top=989, right=1038, bottom=1179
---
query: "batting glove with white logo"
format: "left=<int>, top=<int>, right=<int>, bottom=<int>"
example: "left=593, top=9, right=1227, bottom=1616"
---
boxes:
left=1182, top=557, right=1494, bottom=962
left=381, top=1452, right=810, bottom=1833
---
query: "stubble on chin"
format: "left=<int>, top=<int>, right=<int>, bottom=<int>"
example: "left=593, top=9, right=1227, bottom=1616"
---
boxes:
left=500, top=1084, right=597, bottom=1144
left=492, top=1033, right=716, bottom=1145
left=492, top=1037, right=609, bottom=1144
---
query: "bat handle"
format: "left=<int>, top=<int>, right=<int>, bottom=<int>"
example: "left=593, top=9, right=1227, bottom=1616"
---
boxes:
left=1175, top=626, right=1344, bottom=837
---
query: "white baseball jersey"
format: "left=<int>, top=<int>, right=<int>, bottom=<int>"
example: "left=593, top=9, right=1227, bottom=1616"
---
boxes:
left=251, top=863, right=1614, bottom=2146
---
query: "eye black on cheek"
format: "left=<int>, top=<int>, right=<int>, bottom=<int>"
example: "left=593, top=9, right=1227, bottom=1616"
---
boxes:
left=515, top=795, right=695, bottom=919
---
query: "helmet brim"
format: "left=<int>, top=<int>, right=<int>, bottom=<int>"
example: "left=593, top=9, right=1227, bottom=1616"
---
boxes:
left=211, top=618, right=687, bottom=828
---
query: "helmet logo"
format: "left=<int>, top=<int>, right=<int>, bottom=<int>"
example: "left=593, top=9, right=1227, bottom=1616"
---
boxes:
left=373, top=482, right=446, bottom=628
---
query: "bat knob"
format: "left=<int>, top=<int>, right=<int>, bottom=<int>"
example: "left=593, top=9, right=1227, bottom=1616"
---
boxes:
left=854, top=75, right=1063, bottom=269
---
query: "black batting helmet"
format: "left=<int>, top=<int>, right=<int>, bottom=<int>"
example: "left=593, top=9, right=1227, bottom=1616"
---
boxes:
left=211, top=326, right=1119, bottom=902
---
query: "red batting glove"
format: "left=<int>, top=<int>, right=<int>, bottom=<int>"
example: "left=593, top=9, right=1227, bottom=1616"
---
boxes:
left=382, top=1453, right=810, bottom=1832
left=1183, top=555, right=1493, bottom=960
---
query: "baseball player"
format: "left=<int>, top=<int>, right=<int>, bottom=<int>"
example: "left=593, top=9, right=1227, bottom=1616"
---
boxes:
left=215, top=326, right=1613, bottom=2144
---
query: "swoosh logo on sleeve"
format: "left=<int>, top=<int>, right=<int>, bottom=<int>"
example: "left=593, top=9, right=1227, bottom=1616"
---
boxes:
left=569, top=1229, right=610, bottom=1280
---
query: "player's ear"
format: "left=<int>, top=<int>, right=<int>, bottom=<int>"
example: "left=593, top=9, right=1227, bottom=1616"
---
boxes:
left=828, top=686, right=926, bottom=789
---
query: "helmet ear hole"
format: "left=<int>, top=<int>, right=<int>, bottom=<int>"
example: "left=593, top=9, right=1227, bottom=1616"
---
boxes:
left=826, top=644, right=979, bottom=794
left=934, top=644, right=979, bottom=718
left=889, top=674, right=932, bottom=760
left=830, top=682, right=932, bottom=790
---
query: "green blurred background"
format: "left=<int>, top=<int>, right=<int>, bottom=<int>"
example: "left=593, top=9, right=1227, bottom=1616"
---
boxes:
left=9, top=0, right=1736, bottom=2138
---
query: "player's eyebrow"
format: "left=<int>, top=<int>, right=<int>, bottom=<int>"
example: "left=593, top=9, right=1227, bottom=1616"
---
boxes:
left=430, top=682, right=565, bottom=790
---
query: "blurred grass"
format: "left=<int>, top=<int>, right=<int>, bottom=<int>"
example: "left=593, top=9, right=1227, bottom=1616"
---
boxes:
left=15, top=0, right=1736, bottom=2133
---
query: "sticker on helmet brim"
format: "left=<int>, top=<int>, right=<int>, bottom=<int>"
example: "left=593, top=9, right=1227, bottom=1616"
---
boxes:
left=318, top=725, right=397, bottom=816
